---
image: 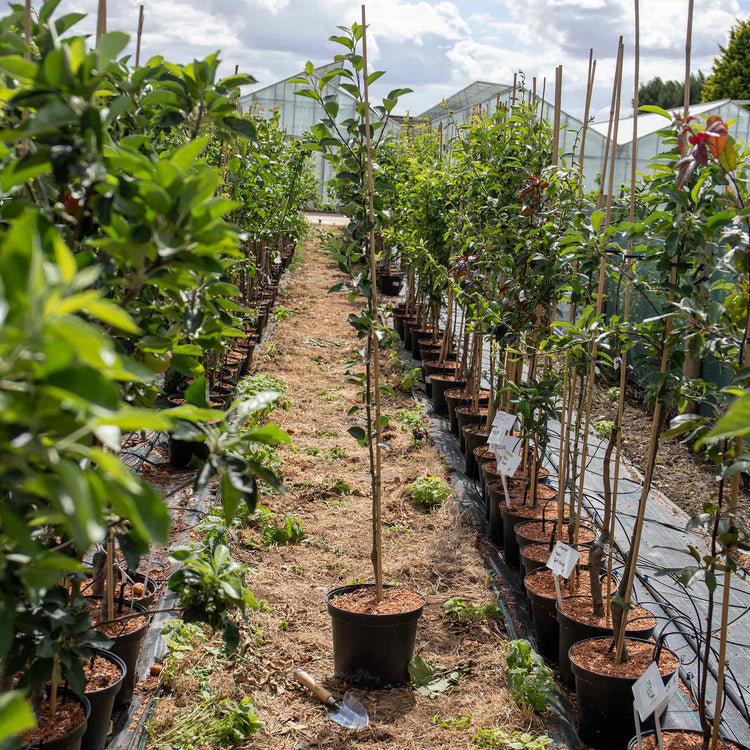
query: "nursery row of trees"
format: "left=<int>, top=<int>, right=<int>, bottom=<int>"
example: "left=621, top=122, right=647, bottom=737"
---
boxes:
left=0, top=0, right=316, bottom=744
left=299, top=20, right=750, bottom=749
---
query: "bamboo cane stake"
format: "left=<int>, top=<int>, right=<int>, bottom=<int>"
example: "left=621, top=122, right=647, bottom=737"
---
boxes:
left=532, top=77, right=537, bottom=106
left=135, top=5, right=145, bottom=68
left=683, top=0, right=694, bottom=119
left=512, top=72, right=517, bottom=106
left=606, top=0, right=640, bottom=618
left=539, top=77, right=546, bottom=125
left=105, top=530, right=115, bottom=622
left=578, top=50, right=596, bottom=198
left=573, top=39, right=623, bottom=554
left=24, top=0, right=31, bottom=53
left=97, top=0, right=107, bottom=41
left=552, top=66, right=562, bottom=165
left=361, top=5, right=383, bottom=602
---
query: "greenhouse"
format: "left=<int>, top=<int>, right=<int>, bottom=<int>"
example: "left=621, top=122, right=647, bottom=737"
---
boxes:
left=1, top=3, right=750, bottom=750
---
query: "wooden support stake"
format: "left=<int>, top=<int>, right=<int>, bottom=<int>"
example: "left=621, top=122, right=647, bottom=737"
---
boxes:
left=361, top=5, right=383, bottom=602
left=97, top=0, right=107, bottom=41
left=574, top=38, right=623, bottom=552
left=607, top=0, right=640, bottom=617
left=532, top=76, right=537, bottom=106
left=539, top=77, right=546, bottom=124
left=578, top=50, right=596, bottom=198
left=135, top=5, right=144, bottom=68
left=512, top=72, right=517, bottom=105
left=552, top=66, right=562, bottom=165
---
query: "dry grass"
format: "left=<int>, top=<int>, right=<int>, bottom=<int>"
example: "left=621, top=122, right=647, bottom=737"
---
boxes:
left=148, top=231, right=546, bottom=749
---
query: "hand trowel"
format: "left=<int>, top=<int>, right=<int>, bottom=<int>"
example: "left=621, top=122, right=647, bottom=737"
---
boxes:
left=293, top=668, right=369, bottom=730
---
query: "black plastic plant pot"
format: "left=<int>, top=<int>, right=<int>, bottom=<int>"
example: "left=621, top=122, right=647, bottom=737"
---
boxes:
left=402, top=318, right=418, bottom=350
left=556, top=596, right=655, bottom=689
left=572, top=637, right=678, bottom=750
left=410, top=329, right=432, bottom=359
left=380, top=272, right=404, bottom=297
left=81, top=649, right=127, bottom=750
left=456, top=408, right=486, bottom=453
left=327, top=583, right=424, bottom=689
left=124, top=571, right=157, bottom=609
left=392, top=311, right=407, bottom=340
left=487, top=482, right=505, bottom=546
left=520, top=543, right=549, bottom=579
left=525, top=574, right=559, bottom=662
left=445, top=388, right=469, bottom=434
left=627, top=730, right=748, bottom=750
left=418, top=340, right=443, bottom=362
left=24, top=686, right=91, bottom=750
left=475, top=450, right=496, bottom=499
left=87, top=599, right=152, bottom=709
left=168, top=430, right=209, bottom=468
left=500, top=505, right=535, bottom=570
left=430, top=374, right=464, bottom=417
left=463, top=426, right=489, bottom=478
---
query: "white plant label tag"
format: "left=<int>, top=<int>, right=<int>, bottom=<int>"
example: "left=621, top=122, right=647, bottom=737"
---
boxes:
left=654, top=669, right=679, bottom=716
left=546, top=541, right=580, bottom=579
left=492, top=411, right=516, bottom=432
left=632, top=661, right=668, bottom=721
left=494, top=434, right=522, bottom=477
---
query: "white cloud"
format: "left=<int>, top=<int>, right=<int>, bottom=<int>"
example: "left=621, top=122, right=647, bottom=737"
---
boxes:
left=46, top=0, right=750, bottom=118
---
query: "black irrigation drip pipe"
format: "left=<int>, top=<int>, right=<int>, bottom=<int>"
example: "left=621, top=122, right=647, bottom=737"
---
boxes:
left=533, top=441, right=750, bottom=731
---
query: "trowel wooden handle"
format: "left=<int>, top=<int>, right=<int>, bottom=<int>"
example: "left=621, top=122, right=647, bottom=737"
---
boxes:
left=294, top=668, right=334, bottom=704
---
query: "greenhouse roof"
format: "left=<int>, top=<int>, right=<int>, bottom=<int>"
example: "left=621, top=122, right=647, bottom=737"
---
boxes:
left=591, top=99, right=750, bottom=146
left=417, top=81, right=513, bottom=120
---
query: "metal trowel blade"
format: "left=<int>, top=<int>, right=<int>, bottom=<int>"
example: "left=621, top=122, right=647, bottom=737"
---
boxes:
left=329, top=691, right=369, bottom=730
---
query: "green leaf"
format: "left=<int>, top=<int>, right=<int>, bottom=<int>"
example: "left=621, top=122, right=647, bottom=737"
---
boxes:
left=0, top=55, right=38, bottom=80
left=97, top=31, right=129, bottom=65
left=704, top=391, right=750, bottom=442
left=185, top=376, right=209, bottom=408
left=348, top=426, right=366, bottom=443
left=168, top=137, right=208, bottom=172
left=0, top=690, right=36, bottom=743
left=638, top=105, right=674, bottom=119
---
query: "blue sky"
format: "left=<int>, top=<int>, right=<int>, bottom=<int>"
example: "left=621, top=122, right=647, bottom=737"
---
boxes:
left=68, top=0, right=750, bottom=119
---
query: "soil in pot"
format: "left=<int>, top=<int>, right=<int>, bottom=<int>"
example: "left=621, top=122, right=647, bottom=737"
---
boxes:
left=629, top=732, right=746, bottom=750
left=571, top=637, right=679, bottom=750
left=499, top=486, right=559, bottom=569
left=23, top=687, right=90, bottom=750
left=445, top=387, right=488, bottom=434
left=80, top=572, right=156, bottom=609
left=88, top=599, right=150, bottom=708
left=524, top=568, right=611, bottom=663
left=327, top=584, right=424, bottom=689
left=521, top=543, right=590, bottom=578
left=515, top=519, right=596, bottom=550
left=82, top=650, right=126, bottom=750
left=557, top=595, right=656, bottom=689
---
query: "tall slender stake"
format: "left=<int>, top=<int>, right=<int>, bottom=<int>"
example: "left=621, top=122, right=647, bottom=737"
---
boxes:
left=552, top=66, right=562, bottom=165
left=574, top=39, right=623, bottom=554
left=607, top=0, right=640, bottom=618
left=578, top=50, right=596, bottom=198
left=135, top=5, right=145, bottom=68
left=539, top=77, right=546, bottom=125
left=361, top=5, right=383, bottom=602
left=97, top=0, right=107, bottom=41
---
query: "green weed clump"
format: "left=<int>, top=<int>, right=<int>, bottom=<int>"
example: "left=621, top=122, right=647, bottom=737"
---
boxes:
left=442, top=597, right=501, bottom=625
left=505, top=639, right=554, bottom=712
left=409, top=476, right=452, bottom=507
